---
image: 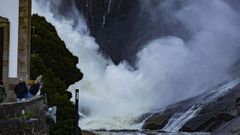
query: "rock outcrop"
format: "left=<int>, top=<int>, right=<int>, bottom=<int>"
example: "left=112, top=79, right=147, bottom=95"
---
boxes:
left=141, top=83, right=240, bottom=133
left=180, top=84, right=240, bottom=132
left=142, top=113, right=172, bottom=130
left=212, top=116, right=240, bottom=135
left=44, top=0, right=240, bottom=66
left=46, top=0, right=189, bottom=64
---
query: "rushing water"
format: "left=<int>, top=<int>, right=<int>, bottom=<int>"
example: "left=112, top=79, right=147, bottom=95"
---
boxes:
left=162, top=105, right=201, bottom=132
left=162, top=78, right=240, bottom=132
left=92, top=130, right=210, bottom=135
left=33, top=0, right=240, bottom=132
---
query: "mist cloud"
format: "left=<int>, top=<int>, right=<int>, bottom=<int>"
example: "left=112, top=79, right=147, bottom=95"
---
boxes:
left=33, top=0, right=240, bottom=130
left=136, top=0, right=240, bottom=106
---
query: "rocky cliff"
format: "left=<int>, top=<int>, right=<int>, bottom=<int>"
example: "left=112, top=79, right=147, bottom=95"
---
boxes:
left=77, top=0, right=190, bottom=64
left=44, top=0, right=189, bottom=64
left=139, top=80, right=240, bottom=133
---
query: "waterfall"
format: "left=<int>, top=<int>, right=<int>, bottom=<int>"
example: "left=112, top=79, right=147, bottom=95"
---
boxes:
left=107, top=0, right=113, bottom=14
left=162, top=78, right=240, bottom=132
left=33, top=0, right=240, bottom=131
left=162, top=105, right=201, bottom=132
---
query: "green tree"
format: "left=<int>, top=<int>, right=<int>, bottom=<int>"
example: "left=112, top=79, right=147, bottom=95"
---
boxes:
left=31, top=14, right=83, bottom=86
left=31, top=14, right=83, bottom=135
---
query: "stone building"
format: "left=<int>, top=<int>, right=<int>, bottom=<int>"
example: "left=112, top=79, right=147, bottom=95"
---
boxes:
left=0, top=0, right=31, bottom=101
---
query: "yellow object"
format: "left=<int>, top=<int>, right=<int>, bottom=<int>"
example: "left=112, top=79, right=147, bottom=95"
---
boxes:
left=28, top=80, right=35, bottom=85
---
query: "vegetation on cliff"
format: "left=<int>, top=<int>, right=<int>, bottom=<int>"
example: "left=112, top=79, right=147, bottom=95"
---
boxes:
left=30, top=14, right=83, bottom=135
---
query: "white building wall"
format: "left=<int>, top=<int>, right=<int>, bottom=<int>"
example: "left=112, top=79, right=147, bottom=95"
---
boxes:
left=0, top=0, right=19, bottom=77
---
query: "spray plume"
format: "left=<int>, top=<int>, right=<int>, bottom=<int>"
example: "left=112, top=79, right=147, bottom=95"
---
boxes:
left=33, top=0, right=240, bottom=129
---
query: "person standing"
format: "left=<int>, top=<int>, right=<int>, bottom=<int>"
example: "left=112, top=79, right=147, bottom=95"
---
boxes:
left=28, top=75, right=43, bottom=98
left=14, top=79, right=28, bottom=102
left=0, top=80, right=6, bottom=103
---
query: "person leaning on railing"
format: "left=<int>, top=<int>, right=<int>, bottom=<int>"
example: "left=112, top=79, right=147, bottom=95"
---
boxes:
left=0, top=80, right=6, bottom=103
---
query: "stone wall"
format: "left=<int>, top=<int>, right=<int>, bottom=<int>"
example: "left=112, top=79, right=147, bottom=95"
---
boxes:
left=0, top=96, right=46, bottom=119
left=0, top=96, right=48, bottom=135
left=0, top=118, right=48, bottom=135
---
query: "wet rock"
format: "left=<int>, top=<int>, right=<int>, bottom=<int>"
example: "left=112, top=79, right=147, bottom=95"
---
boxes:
left=82, top=130, right=96, bottom=135
left=92, top=129, right=167, bottom=135
left=180, top=111, right=216, bottom=132
left=70, top=0, right=189, bottom=64
left=212, top=116, right=240, bottom=135
left=180, top=85, right=240, bottom=132
left=134, top=112, right=153, bottom=124
left=142, top=113, right=171, bottom=130
left=180, top=112, right=235, bottom=132
left=142, top=83, right=240, bottom=132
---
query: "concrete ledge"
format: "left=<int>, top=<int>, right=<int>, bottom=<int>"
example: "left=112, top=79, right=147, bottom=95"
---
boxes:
left=0, top=95, right=48, bottom=135
left=0, top=115, right=48, bottom=135
left=0, top=95, right=46, bottom=120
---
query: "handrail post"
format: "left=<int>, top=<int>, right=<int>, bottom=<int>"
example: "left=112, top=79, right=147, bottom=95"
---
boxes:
left=44, top=93, right=47, bottom=104
left=75, top=89, right=82, bottom=135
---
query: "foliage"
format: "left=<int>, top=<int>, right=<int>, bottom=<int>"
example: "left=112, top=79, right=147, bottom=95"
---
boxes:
left=30, top=14, right=83, bottom=135
left=31, top=14, right=83, bottom=86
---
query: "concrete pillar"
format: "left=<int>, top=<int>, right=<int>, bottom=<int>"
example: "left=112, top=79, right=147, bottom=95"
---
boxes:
left=0, top=17, right=13, bottom=101
left=0, top=0, right=32, bottom=102
left=18, top=0, right=31, bottom=82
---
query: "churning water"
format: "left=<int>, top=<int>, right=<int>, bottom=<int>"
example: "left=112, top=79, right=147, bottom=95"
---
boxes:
left=33, top=0, right=240, bottom=131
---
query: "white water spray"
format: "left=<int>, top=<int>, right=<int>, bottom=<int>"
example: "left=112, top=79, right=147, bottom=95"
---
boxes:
left=33, top=0, right=240, bottom=130
left=163, top=105, right=201, bottom=132
left=162, top=78, right=240, bottom=132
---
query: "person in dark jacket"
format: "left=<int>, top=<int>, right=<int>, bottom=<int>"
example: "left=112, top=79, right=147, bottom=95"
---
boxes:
left=14, top=79, right=28, bottom=102
left=0, top=80, right=6, bottom=103
left=28, top=83, right=40, bottom=98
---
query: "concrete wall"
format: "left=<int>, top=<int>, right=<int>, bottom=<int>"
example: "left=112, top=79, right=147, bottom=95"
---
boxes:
left=0, top=96, right=49, bottom=135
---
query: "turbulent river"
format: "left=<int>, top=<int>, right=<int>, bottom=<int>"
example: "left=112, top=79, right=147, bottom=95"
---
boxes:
left=33, top=0, right=240, bottom=134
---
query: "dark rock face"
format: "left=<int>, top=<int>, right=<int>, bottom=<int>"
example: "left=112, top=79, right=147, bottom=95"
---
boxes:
left=42, top=0, right=240, bottom=65
left=44, top=0, right=189, bottom=64
left=142, top=113, right=172, bottom=130
left=179, top=84, right=240, bottom=132
left=181, top=113, right=235, bottom=132
left=140, top=83, right=240, bottom=133
left=79, top=0, right=143, bottom=64
left=77, top=0, right=189, bottom=64
left=212, top=116, right=240, bottom=135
